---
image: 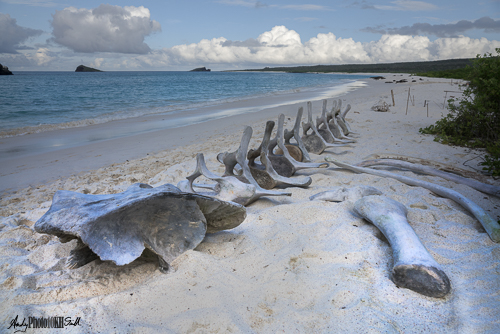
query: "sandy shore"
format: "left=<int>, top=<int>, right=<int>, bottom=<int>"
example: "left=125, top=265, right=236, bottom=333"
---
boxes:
left=1, top=74, right=499, bottom=333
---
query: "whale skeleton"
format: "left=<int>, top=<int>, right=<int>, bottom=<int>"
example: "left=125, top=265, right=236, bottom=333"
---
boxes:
left=270, top=113, right=329, bottom=176
left=355, top=159, right=500, bottom=198
left=317, top=99, right=355, bottom=144
left=301, top=101, right=351, bottom=154
left=283, top=106, right=313, bottom=162
left=324, top=99, right=358, bottom=142
left=332, top=99, right=360, bottom=137
left=326, top=156, right=500, bottom=243
left=247, top=121, right=312, bottom=189
left=215, top=126, right=292, bottom=204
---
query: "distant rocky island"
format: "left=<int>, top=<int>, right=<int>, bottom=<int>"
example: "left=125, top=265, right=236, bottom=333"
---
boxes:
left=75, top=65, right=103, bottom=72
left=190, top=67, right=211, bottom=72
left=0, top=64, right=13, bottom=75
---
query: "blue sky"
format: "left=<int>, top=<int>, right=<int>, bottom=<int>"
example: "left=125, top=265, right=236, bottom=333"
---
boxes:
left=1, top=0, right=500, bottom=70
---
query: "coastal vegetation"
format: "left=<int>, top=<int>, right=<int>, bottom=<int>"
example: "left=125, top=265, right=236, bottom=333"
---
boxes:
left=238, top=58, right=473, bottom=74
left=415, top=67, right=470, bottom=79
left=420, top=49, right=500, bottom=176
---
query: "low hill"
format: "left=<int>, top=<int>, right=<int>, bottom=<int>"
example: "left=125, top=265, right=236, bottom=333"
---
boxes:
left=75, top=65, right=103, bottom=72
left=236, top=58, right=473, bottom=74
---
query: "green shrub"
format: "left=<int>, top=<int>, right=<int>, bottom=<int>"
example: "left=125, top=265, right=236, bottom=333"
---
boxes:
left=420, top=48, right=500, bottom=176
left=415, top=67, right=470, bottom=79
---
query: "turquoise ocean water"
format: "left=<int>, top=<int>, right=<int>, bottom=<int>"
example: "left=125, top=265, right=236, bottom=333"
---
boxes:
left=0, top=71, right=370, bottom=137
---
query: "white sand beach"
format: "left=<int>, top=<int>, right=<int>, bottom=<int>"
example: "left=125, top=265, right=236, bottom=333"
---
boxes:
left=1, top=75, right=499, bottom=333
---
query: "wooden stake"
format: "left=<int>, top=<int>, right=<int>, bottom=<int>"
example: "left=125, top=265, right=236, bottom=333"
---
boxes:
left=406, top=87, right=411, bottom=115
left=391, top=90, right=395, bottom=106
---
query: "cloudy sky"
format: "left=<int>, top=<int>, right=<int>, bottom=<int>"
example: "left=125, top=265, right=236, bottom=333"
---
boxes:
left=1, top=0, right=500, bottom=71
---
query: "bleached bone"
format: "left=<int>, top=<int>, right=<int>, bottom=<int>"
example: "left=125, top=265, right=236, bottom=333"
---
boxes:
left=248, top=121, right=312, bottom=189
left=35, top=183, right=246, bottom=273
left=363, top=153, right=491, bottom=183
left=317, top=100, right=355, bottom=144
left=356, top=159, right=500, bottom=198
left=326, top=100, right=357, bottom=142
left=371, top=100, right=390, bottom=112
left=273, top=113, right=329, bottom=173
left=177, top=153, right=258, bottom=206
left=310, top=185, right=382, bottom=203
left=283, top=106, right=312, bottom=162
left=354, top=195, right=451, bottom=298
left=302, top=101, right=349, bottom=154
left=326, top=157, right=500, bottom=243
left=340, top=99, right=352, bottom=119
left=217, top=126, right=291, bottom=204
left=335, top=99, right=359, bottom=136
left=267, top=125, right=295, bottom=178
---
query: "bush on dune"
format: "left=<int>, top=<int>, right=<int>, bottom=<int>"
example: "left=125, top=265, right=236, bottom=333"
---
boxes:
left=420, top=48, right=500, bottom=176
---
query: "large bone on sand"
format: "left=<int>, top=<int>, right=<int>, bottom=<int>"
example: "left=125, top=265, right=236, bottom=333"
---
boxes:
left=356, top=159, right=500, bottom=198
left=354, top=195, right=451, bottom=298
left=326, top=157, right=500, bottom=243
left=364, top=153, right=491, bottom=183
left=35, top=183, right=246, bottom=272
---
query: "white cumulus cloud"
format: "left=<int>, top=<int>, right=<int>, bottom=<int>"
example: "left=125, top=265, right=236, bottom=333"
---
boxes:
left=257, top=25, right=302, bottom=46
left=127, top=25, right=499, bottom=69
left=364, top=34, right=432, bottom=62
left=50, top=4, right=161, bottom=54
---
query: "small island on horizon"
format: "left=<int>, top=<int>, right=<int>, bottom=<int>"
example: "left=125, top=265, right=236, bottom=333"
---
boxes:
left=75, top=65, right=103, bottom=72
left=0, top=64, right=13, bottom=75
left=190, top=67, right=211, bottom=72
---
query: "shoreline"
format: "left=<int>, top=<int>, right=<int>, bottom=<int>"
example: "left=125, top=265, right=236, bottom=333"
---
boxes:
left=0, top=72, right=370, bottom=139
left=1, top=74, right=499, bottom=333
left=0, top=78, right=367, bottom=193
